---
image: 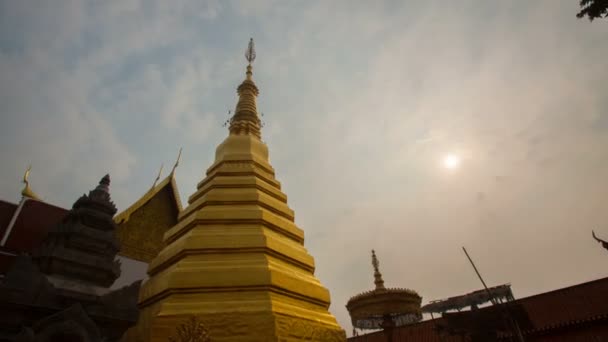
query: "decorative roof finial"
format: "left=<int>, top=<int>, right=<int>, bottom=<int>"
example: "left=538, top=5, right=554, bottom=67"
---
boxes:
left=371, top=250, right=386, bottom=290
left=170, top=148, right=182, bottom=177
left=100, top=174, right=111, bottom=186
left=245, top=38, right=256, bottom=65
left=244, top=38, right=256, bottom=81
left=152, top=163, right=164, bottom=189
left=228, top=38, right=262, bottom=138
left=21, top=165, right=41, bottom=200
left=592, top=230, right=608, bottom=252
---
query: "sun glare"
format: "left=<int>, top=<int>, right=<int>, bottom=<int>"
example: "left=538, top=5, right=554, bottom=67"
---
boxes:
left=443, top=154, right=461, bottom=170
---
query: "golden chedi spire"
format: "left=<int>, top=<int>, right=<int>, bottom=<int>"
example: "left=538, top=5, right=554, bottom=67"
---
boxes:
left=372, top=250, right=386, bottom=290
left=21, top=165, right=41, bottom=200
left=229, top=38, right=262, bottom=139
left=130, top=39, right=346, bottom=342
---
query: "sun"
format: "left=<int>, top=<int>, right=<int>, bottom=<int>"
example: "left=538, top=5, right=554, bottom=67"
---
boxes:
left=443, top=153, right=461, bottom=170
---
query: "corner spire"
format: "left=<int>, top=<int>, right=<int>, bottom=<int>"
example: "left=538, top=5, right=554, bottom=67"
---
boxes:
left=228, top=38, right=262, bottom=139
left=371, top=250, right=386, bottom=290
left=21, top=165, right=40, bottom=200
left=170, top=147, right=182, bottom=177
left=152, top=163, right=164, bottom=189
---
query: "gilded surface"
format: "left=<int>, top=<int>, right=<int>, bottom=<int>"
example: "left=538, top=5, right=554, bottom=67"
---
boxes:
left=276, top=315, right=346, bottom=342
left=131, top=43, right=346, bottom=341
left=135, top=305, right=345, bottom=342
left=115, top=184, right=180, bottom=262
left=21, top=165, right=41, bottom=200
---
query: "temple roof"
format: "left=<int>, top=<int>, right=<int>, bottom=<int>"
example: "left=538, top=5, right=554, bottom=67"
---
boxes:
left=0, top=198, right=68, bottom=274
left=114, top=174, right=182, bottom=225
left=0, top=170, right=184, bottom=272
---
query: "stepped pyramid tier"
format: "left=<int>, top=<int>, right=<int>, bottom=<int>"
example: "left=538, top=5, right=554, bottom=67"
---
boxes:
left=132, top=39, right=346, bottom=342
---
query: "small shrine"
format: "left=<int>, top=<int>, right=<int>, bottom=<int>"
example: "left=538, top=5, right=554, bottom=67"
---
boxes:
left=346, top=250, right=422, bottom=341
left=0, top=175, right=140, bottom=342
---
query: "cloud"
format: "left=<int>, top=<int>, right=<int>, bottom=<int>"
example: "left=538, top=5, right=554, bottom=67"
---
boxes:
left=1, top=0, right=607, bottom=337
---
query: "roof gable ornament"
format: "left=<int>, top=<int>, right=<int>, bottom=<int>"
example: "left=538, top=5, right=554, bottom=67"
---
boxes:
left=170, top=147, right=183, bottom=177
left=152, top=163, right=164, bottom=189
left=21, top=165, right=41, bottom=201
left=592, top=230, right=608, bottom=252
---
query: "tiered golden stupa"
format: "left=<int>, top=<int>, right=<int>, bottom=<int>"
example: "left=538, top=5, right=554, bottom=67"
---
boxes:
left=131, top=39, right=346, bottom=341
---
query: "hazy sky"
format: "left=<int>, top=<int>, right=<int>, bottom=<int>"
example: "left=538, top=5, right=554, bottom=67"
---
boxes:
left=1, top=0, right=607, bottom=335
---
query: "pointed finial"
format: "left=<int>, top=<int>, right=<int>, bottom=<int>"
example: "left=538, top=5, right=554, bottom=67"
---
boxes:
left=244, top=38, right=256, bottom=81
left=228, top=38, right=262, bottom=138
left=152, top=163, right=164, bottom=188
left=371, top=250, right=386, bottom=290
left=100, top=174, right=111, bottom=186
left=95, top=174, right=111, bottom=193
left=245, top=38, right=256, bottom=65
left=170, top=147, right=182, bottom=177
left=21, top=165, right=40, bottom=200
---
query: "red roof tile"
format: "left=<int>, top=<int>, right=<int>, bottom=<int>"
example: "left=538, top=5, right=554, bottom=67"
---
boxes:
left=2, top=199, right=67, bottom=253
left=511, top=276, right=608, bottom=333
left=0, top=200, right=17, bottom=240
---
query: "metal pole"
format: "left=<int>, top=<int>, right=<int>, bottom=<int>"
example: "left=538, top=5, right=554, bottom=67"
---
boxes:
left=462, top=247, right=496, bottom=305
left=462, top=247, right=525, bottom=342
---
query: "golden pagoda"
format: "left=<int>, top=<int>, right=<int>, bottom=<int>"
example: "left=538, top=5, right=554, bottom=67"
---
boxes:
left=131, top=39, right=346, bottom=341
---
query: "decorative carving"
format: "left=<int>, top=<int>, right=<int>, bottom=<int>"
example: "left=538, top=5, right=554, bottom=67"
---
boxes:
left=115, top=179, right=181, bottom=263
left=168, top=316, right=211, bottom=342
left=275, top=315, right=346, bottom=342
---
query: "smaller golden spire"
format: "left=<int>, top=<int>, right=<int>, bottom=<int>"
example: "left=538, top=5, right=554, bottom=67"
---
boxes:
left=371, top=250, right=386, bottom=290
left=21, top=165, right=41, bottom=200
left=152, top=163, right=164, bottom=189
left=170, top=147, right=182, bottom=177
